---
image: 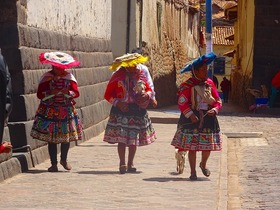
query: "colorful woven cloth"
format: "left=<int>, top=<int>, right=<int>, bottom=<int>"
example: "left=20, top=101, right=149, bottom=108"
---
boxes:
left=103, top=105, right=156, bottom=146
left=39, top=52, right=80, bottom=69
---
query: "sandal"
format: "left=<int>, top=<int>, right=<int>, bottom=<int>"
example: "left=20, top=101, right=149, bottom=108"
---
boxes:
left=189, top=173, right=197, bottom=180
left=119, top=165, right=127, bottom=174
left=60, top=161, right=72, bottom=170
left=127, top=166, right=137, bottom=173
left=48, top=165, right=58, bottom=172
left=199, top=162, right=210, bottom=177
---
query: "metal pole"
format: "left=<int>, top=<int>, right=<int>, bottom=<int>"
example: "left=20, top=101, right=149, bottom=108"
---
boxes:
left=206, top=0, right=213, bottom=78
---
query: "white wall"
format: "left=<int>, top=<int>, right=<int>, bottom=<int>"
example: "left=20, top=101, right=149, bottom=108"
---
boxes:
left=26, top=0, right=111, bottom=39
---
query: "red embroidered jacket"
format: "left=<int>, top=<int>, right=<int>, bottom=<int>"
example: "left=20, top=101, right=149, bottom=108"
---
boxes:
left=104, top=68, right=152, bottom=106
left=37, top=71, right=79, bottom=103
left=178, top=77, right=222, bottom=118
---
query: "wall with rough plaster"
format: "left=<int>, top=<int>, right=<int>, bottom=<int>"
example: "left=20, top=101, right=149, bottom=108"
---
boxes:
left=0, top=0, right=113, bottom=164
left=140, top=0, right=201, bottom=106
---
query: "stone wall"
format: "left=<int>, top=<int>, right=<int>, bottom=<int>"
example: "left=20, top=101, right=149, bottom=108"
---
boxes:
left=0, top=0, right=113, bottom=161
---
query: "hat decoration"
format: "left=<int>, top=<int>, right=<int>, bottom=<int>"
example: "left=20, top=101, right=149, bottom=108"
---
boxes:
left=39, top=52, right=80, bottom=69
left=109, top=53, right=148, bottom=71
left=180, top=52, right=217, bottom=74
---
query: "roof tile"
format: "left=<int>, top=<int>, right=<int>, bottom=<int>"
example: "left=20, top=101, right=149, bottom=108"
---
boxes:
left=212, top=26, right=234, bottom=45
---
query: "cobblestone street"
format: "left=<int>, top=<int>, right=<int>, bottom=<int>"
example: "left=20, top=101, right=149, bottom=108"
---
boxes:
left=218, top=105, right=280, bottom=210
left=1, top=103, right=280, bottom=209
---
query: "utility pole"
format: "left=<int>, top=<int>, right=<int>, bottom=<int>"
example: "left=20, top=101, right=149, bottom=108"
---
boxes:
left=206, top=0, right=213, bottom=78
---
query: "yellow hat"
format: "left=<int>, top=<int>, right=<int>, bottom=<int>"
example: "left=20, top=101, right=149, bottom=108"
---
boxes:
left=109, top=53, right=148, bottom=71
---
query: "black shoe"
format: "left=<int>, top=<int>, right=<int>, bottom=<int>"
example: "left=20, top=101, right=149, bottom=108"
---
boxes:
left=119, top=165, right=127, bottom=174
left=189, top=174, right=197, bottom=180
left=48, top=165, right=58, bottom=172
left=127, top=166, right=137, bottom=173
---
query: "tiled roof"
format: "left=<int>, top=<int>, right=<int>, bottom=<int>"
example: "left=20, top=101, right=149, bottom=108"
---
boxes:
left=212, top=26, right=234, bottom=45
left=213, top=0, right=237, bottom=10
left=212, top=11, right=234, bottom=26
left=223, top=49, right=236, bottom=57
left=213, top=11, right=225, bottom=19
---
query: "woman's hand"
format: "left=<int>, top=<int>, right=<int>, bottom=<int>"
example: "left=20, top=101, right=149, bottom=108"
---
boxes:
left=151, top=99, right=158, bottom=108
left=207, top=109, right=216, bottom=116
left=116, top=101, right=129, bottom=112
left=190, top=114, right=199, bottom=123
left=136, top=92, right=149, bottom=104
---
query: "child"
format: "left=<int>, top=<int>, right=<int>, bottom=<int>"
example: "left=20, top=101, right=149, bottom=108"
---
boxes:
left=103, top=53, right=156, bottom=174
left=30, top=52, right=82, bottom=172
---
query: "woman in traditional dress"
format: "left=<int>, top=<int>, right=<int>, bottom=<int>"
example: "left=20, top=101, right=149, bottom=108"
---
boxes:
left=103, top=53, right=156, bottom=174
left=31, top=52, right=82, bottom=172
left=171, top=52, right=222, bottom=180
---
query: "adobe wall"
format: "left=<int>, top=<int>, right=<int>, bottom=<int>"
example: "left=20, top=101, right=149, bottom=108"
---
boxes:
left=0, top=0, right=113, bottom=160
left=111, top=0, right=200, bottom=107
left=141, top=0, right=201, bottom=107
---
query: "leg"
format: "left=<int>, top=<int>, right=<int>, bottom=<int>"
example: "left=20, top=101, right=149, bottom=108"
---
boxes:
left=60, top=142, right=70, bottom=162
left=127, top=145, right=137, bottom=172
left=48, top=143, right=58, bottom=172
left=188, top=151, right=197, bottom=179
left=60, top=142, right=71, bottom=170
left=200, top=151, right=211, bottom=177
left=118, top=143, right=126, bottom=174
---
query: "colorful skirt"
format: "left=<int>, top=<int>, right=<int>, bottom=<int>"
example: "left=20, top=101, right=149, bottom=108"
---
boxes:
left=171, top=110, right=222, bottom=151
left=103, top=104, right=156, bottom=146
left=30, top=102, right=82, bottom=144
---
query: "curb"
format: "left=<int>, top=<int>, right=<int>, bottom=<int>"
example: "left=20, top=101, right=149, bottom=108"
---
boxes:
left=150, top=116, right=178, bottom=124
left=0, top=145, right=49, bottom=182
left=0, top=140, right=86, bottom=182
left=217, top=134, right=228, bottom=210
left=224, top=132, right=263, bottom=138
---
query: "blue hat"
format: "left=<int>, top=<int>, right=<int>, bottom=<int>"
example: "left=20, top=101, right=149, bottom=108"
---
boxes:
left=180, top=52, right=217, bottom=74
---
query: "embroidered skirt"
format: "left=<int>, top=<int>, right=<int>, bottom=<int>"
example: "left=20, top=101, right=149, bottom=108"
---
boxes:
left=30, top=102, right=82, bottom=144
left=171, top=110, right=222, bottom=151
left=103, top=104, right=156, bottom=146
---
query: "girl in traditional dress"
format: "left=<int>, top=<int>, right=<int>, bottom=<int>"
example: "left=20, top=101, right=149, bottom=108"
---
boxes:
left=31, top=52, right=82, bottom=172
left=171, top=52, right=222, bottom=180
left=103, top=53, right=156, bottom=174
